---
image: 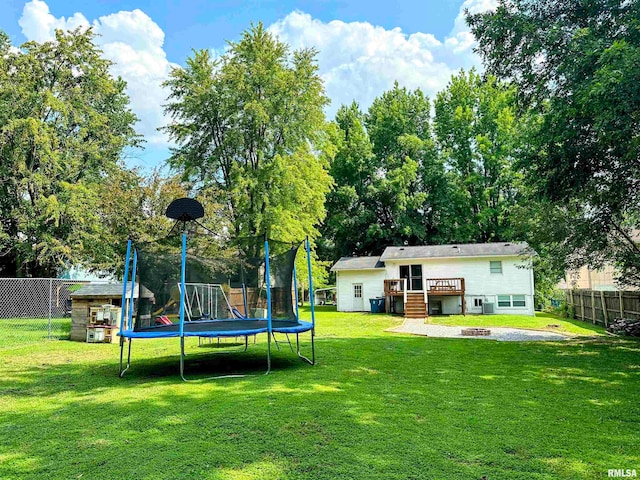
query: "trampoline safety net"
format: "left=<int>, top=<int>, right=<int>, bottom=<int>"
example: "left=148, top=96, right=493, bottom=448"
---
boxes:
left=132, top=235, right=300, bottom=330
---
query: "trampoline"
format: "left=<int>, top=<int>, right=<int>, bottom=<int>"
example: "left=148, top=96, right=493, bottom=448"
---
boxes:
left=117, top=197, right=316, bottom=380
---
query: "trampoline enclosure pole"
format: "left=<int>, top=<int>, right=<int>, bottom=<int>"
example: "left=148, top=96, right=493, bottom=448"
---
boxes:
left=242, top=283, right=248, bottom=318
left=306, top=237, right=316, bottom=327
left=120, top=240, right=132, bottom=332
left=127, top=249, right=138, bottom=331
left=265, top=239, right=272, bottom=374
left=264, top=239, right=272, bottom=330
left=293, top=260, right=300, bottom=321
left=179, top=231, right=187, bottom=337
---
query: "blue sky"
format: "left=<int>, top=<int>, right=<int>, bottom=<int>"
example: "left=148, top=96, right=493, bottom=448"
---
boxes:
left=0, top=0, right=494, bottom=170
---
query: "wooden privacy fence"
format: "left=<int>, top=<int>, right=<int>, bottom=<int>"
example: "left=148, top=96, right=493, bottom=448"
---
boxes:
left=565, top=289, right=640, bottom=326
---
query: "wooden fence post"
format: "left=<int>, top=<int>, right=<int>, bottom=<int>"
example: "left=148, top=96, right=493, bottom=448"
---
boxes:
left=591, top=290, right=596, bottom=324
left=600, top=290, right=608, bottom=327
left=619, top=291, right=624, bottom=319
left=580, top=292, right=585, bottom=321
left=570, top=289, right=574, bottom=309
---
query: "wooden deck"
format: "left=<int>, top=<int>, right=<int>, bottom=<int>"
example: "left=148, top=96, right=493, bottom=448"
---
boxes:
left=384, top=277, right=466, bottom=316
left=384, top=278, right=465, bottom=296
left=425, top=278, right=465, bottom=296
left=384, top=279, right=407, bottom=297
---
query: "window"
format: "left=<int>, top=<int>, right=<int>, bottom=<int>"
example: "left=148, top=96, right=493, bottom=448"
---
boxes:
left=497, top=295, right=527, bottom=308
left=399, top=265, right=409, bottom=279
left=512, top=295, right=526, bottom=307
left=490, top=261, right=503, bottom=274
left=353, top=284, right=362, bottom=298
left=474, top=298, right=483, bottom=307
left=400, top=264, right=423, bottom=291
left=497, top=295, right=511, bottom=307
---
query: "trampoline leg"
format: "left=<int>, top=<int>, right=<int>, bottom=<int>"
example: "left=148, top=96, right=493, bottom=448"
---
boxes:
left=119, top=337, right=132, bottom=377
left=296, top=329, right=315, bottom=365
left=180, top=336, right=187, bottom=382
left=243, top=335, right=248, bottom=352
left=285, top=333, right=294, bottom=353
left=266, top=331, right=272, bottom=375
left=272, top=332, right=281, bottom=350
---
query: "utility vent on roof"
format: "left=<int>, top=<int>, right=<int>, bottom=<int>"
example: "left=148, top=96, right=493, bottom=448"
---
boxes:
left=504, top=243, right=511, bottom=246
left=452, top=245, right=458, bottom=248
left=399, top=247, right=404, bottom=250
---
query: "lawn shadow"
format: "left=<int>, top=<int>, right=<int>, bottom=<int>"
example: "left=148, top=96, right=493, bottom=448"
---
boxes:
left=1, top=334, right=640, bottom=479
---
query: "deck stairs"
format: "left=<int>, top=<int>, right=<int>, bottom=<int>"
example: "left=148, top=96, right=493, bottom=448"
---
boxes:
left=404, top=292, right=427, bottom=318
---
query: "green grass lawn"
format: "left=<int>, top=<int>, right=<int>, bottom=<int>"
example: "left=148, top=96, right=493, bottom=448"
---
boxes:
left=429, top=311, right=607, bottom=336
left=1, top=306, right=639, bottom=479
left=0, top=317, right=71, bottom=347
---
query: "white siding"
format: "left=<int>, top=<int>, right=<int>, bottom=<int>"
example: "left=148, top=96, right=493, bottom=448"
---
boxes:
left=336, top=269, right=387, bottom=312
left=385, top=256, right=535, bottom=316
left=428, top=295, right=462, bottom=315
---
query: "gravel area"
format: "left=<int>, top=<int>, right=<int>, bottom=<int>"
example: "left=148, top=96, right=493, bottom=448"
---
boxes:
left=388, top=319, right=568, bottom=342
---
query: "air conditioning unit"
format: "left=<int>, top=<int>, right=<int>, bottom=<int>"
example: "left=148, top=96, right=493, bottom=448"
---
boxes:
left=482, top=302, right=495, bottom=315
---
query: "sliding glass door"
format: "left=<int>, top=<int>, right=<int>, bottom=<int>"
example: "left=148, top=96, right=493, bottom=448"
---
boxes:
left=399, top=264, right=423, bottom=291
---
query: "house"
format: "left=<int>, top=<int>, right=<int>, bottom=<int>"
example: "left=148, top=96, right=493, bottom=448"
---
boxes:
left=559, top=265, right=619, bottom=291
left=331, top=242, right=535, bottom=317
left=558, top=264, right=640, bottom=292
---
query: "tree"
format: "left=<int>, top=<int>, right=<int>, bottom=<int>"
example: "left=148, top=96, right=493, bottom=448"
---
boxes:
left=433, top=69, right=520, bottom=243
left=320, top=102, right=376, bottom=260
left=468, top=0, right=640, bottom=286
left=0, top=28, right=140, bottom=277
left=321, top=77, right=525, bottom=263
left=321, top=85, right=456, bottom=261
left=163, top=24, right=333, bottom=245
left=364, top=83, right=431, bottom=249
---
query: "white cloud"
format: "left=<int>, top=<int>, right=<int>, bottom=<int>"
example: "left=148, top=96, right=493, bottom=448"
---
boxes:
left=16, top=0, right=497, bottom=149
left=268, top=0, right=496, bottom=116
left=18, top=0, right=175, bottom=146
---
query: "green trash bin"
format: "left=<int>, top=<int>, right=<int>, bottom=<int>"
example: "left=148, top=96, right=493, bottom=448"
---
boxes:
left=369, top=297, right=385, bottom=313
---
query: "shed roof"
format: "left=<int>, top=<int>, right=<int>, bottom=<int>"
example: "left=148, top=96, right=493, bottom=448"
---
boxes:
left=330, top=256, right=384, bottom=271
left=71, top=282, right=154, bottom=299
left=380, top=242, right=530, bottom=261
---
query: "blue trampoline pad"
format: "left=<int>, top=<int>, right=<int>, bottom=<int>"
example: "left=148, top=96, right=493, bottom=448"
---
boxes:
left=119, top=319, right=310, bottom=339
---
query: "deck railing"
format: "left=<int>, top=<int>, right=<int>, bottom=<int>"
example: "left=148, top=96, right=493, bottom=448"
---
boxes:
left=425, top=278, right=465, bottom=295
left=385, top=277, right=465, bottom=298
left=384, top=279, right=405, bottom=296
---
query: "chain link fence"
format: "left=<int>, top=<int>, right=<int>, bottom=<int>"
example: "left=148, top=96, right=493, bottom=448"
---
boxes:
left=0, top=278, right=108, bottom=348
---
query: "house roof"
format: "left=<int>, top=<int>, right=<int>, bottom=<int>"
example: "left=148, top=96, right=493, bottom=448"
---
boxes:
left=380, top=242, right=530, bottom=261
left=71, top=282, right=154, bottom=299
left=331, top=256, right=385, bottom=271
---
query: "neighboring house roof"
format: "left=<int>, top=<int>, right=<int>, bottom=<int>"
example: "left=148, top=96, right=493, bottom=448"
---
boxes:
left=71, top=282, right=154, bottom=299
left=331, top=256, right=385, bottom=271
left=380, top=242, right=530, bottom=261
left=59, top=266, right=116, bottom=281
